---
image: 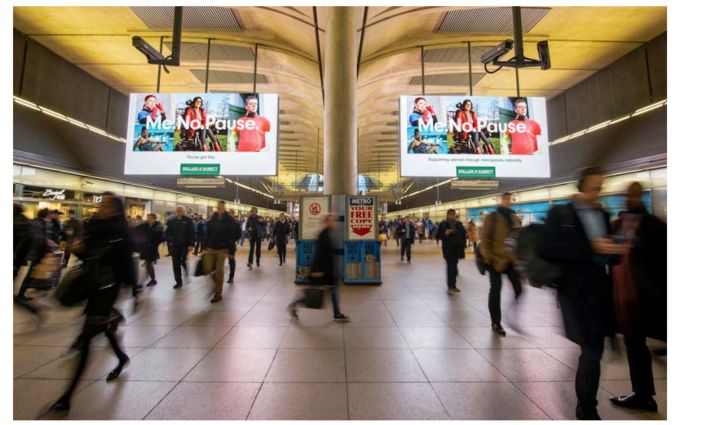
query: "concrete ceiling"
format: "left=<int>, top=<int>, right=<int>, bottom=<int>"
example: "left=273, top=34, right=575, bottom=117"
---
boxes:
left=13, top=5, right=666, bottom=193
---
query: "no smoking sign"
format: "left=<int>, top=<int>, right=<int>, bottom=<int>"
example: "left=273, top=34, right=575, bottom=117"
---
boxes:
left=309, top=203, right=321, bottom=215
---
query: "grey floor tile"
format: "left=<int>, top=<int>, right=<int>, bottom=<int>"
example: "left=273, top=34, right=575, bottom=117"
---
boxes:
left=151, top=326, right=231, bottom=348
left=14, top=346, right=67, bottom=377
left=184, top=348, right=276, bottom=382
left=13, top=378, right=94, bottom=420
left=145, top=382, right=260, bottom=420
left=280, top=324, right=344, bottom=348
left=348, top=383, right=449, bottom=420
left=344, top=327, right=408, bottom=348
left=216, top=326, right=288, bottom=349
left=118, top=348, right=209, bottom=381
left=248, top=383, right=348, bottom=420
left=346, top=349, right=427, bottom=382
left=42, top=380, right=177, bottom=420
left=479, top=348, right=575, bottom=382
left=265, top=349, right=345, bottom=382
left=181, top=310, right=248, bottom=327
left=455, top=326, right=537, bottom=349
left=433, top=382, right=550, bottom=419
left=400, top=326, right=471, bottom=348
left=413, top=349, right=508, bottom=382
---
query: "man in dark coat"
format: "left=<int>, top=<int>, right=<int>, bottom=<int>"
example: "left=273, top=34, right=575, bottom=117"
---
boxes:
left=608, top=181, right=666, bottom=412
left=396, top=216, right=416, bottom=263
left=543, top=167, right=627, bottom=420
left=61, top=209, right=83, bottom=268
left=245, top=207, right=266, bottom=269
left=226, top=209, right=242, bottom=284
left=272, top=213, right=290, bottom=266
left=165, top=206, right=194, bottom=289
left=138, top=213, right=164, bottom=286
left=437, top=209, right=467, bottom=293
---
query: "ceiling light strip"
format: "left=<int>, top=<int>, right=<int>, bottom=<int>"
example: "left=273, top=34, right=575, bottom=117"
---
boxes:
left=14, top=96, right=127, bottom=143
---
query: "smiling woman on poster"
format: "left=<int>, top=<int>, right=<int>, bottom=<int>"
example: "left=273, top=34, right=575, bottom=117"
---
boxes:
left=408, top=97, right=438, bottom=128
left=234, top=95, right=272, bottom=152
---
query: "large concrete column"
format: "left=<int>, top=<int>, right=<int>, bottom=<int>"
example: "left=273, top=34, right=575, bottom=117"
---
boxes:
left=323, top=7, right=358, bottom=196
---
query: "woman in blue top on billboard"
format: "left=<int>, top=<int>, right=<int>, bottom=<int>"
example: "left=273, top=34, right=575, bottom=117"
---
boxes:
left=408, top=97, right=438, bottom=127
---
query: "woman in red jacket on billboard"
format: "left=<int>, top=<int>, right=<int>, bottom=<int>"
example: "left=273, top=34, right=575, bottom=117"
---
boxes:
left=182, top=96, right=221, bottom=152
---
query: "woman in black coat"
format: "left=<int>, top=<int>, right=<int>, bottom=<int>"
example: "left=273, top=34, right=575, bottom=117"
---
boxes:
left=272, top=213, right=290, bottom=266
left=51, top=192, right=136, bottom=412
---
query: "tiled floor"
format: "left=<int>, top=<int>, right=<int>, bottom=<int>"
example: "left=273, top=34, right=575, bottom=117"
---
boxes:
left=13, top=240, right=667, bottom=420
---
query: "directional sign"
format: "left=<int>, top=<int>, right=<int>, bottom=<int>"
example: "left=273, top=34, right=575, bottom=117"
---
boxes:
left=451, top=179, right=499, bottom=190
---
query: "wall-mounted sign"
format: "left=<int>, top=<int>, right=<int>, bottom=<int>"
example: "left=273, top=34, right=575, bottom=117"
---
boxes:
left=93, top=195, right=103, bottom=203
left=346, top=196, right=377, bottom=240
left=300, top=195, right=330, bottom=240
left=451, top=179, right=500, bottom=189
left=42, top=189, right=66, bottom=200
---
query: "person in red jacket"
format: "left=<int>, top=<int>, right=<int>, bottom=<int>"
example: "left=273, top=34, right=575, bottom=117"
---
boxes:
left=234, top=95, right=271, bottom=152
left=505, top=98, right=542, bottom=155
left=453, top=100, right=495, bottom=154
left=182, top=97, right=221, bottom=152
left=136, top=95, right=166, bottom=125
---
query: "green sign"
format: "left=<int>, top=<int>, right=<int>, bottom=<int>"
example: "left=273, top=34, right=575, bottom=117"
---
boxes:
left=180, top=164, right=221, bottom=176
left=456, top=166, right=496, bottom=179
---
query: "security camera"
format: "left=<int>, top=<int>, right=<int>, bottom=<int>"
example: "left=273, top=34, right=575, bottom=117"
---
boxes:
left=480, top=40, right=514, bottom=64
left=537, top=40, right=551, bottom=70
left=132, top=36, right=165, bottom=63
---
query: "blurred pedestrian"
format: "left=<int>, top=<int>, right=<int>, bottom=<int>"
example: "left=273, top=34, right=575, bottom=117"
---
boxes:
left=272, top=213, right=290, bottom=266
left=397, top=216, right=416, bottom=263
left=543, top=167, right=627, bottom=420
left=61, top=209, right=83, bottom=268
left=246, top=207, right=266, bottom=269
left=51, top=192, right=135, bottom=412
left=608, top=182, right=666, bottom=412
left=289, top=213, right=349, bottom=322
left=226, top=209, right=242, bottom=284
left=138, top=213, right=163, bottom=287
left=480, top=192, right=523, bottom=336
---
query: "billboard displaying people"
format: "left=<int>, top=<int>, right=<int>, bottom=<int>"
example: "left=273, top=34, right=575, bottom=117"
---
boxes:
left=125, top=92, right=278, bottom=175
left=399, top=95, right=550, bottom=178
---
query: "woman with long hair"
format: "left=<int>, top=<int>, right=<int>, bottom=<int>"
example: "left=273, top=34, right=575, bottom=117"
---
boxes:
left=51, top=192, right=137, bottom=412
left=454, top=99, right=496, bottom=154
left=182, top=96, right=222, bottom=152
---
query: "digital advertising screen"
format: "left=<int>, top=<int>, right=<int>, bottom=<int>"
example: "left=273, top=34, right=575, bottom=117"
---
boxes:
left=125, top=92, right=278, bottom=175
left=399, top=95, right=550, bottom=178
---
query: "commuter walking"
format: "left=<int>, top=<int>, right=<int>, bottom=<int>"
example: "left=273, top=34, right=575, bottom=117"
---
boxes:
left=416, top=220, right=425, bottom=243
left=166, top=206, right=194, bottom=289
left=246, top=207, right=266, bottom=269
left=397, top=216, right=416, bottom=263
left=239, top=217, right=247, bottom=246
left=226, top=209, right=242, bottom=284
left=542, top=167, right=627, bottom=420
left=289, top=213, right=349, bottom=322
left=193, top=215, right=207, bottom=255
left=61, top=209, right=83, bottom=268
left=138, top=213, right=163, bottom=287
left=437, top=209, right=467, bottom=293
left=51, top=193, right=135, bottom=412
left=272, top=213, right=290, bottom=266
left=480, top=192, right=523, bottom=336
left=609, top=182, right=666, bottom=412
left=15, top=208, right=55, bottom=303
left=202, top=201, right=236, bottom=303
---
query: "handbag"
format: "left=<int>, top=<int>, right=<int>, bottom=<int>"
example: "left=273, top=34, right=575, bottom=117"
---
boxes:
left=268, top=239, right=275, bottom=251
left=55, top=264, right=99, bottom=306
left=302, top=287, right=325, bottom=309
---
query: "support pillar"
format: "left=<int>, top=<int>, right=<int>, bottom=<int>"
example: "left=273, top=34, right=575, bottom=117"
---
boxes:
left=323, top=6, right=358, bottom=196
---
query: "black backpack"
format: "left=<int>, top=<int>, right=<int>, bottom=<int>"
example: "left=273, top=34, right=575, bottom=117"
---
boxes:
left=515, top=223, right=560, bottom=288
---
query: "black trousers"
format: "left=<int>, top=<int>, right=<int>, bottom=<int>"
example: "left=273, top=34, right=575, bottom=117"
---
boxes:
left=487, top=264, right=522, bottom=326
left=228, top=243, right=236, bottom=280
left=576, top=338, right=605, bottom=410
left=625, top=334, right=655, bottom=398
left=170, top=245, right=188, bottom=284
left=145, top=259, right=156, bottom=281
left=445, top=256, right=459, bottom=289
left=248, top=237, right=261, bottom=265
left=276, top=241, right=287, bottom=264
left=400, top=239, right=412, bottom=261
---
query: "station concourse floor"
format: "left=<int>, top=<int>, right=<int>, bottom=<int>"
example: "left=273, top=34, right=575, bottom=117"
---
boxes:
left=14, top=240, right=666, bottom=420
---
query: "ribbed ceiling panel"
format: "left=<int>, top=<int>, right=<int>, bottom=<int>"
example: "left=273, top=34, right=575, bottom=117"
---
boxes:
left=190, top=69, right=267, bottom=85
left=409, top=72, right=486, bottom=86
left=130, top=7, right=241, bottom=31
left=437, top=7, right=550, bottom=33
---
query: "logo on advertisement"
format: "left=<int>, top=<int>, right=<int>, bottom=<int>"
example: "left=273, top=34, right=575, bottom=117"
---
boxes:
left=309, top=203, right=321, bottom=216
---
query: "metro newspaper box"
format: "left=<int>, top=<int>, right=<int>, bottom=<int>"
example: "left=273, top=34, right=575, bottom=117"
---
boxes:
left=344, top=196, right=381, bottom=285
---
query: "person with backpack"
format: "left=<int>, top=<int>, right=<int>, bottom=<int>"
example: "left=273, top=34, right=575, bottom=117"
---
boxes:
left=480, top=192, right=523, bottom=336
left=166, top=206, right=194, bottom=289
left=542, top=167, right=627, bottom=420
left=608, top=181, right=666, bottom=413
left=437, top=209, right=467, bottom=294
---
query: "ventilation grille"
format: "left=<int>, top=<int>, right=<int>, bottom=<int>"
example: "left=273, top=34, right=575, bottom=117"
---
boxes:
left=409, top=72, right=486, bottom=87
left=164, top=42, right=254, bottom=61
left=130, top=7, right=241, bottom=31
left=190, top=70, right=267, bottom=85
left=437, top=7, right=550, bottom=33
left=424, top=46, right=494, bottom=64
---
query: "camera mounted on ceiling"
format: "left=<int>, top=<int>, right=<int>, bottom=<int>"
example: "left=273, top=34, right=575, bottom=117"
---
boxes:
left=480, top=7, right=551, bottom=74
left=132, top=6, right=183, bottom=74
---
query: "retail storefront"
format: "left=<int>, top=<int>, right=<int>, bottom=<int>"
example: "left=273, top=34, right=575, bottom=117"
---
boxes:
left=13, top=164, right=282, bottom=220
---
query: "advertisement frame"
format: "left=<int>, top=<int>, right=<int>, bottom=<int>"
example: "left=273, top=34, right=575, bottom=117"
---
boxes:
left=299, top=194, right=331, bottom=241
left=345, top=195, right=378, bottom=241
